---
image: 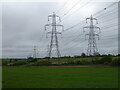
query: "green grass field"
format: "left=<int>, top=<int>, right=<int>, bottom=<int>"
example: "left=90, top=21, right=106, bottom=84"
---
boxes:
left=2, top=66, right=118, bottom=88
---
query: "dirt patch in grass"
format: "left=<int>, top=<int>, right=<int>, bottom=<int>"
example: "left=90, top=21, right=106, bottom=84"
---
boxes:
left=29, top=65, right=112, bottom=68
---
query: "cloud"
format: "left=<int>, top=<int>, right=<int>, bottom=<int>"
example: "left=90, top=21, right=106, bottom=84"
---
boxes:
left=2, top=2, right=118, bottom=58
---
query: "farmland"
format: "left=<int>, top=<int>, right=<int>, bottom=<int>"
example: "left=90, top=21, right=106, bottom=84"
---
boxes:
left=2, top=66, right=118, bottom=88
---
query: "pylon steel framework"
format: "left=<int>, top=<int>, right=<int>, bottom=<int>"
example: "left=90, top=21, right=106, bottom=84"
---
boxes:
left=83, top=15, right=101, bottom=56
left=45, top=12, right=64, bottom=58
left=33, top=45, right=38, bottom=58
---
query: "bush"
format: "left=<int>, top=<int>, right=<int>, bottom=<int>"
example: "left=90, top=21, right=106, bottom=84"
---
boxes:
left=37, top=60, right=51, bottom=66
left=100, top=55, right=112, bottom=64
left=81, top=53, right=86, bottom=58
left=27, top=60, right=52, bottom=66
left=75, top=60, right=81, bottom=65
left=2, top=62, right=8, bottom=66
left=12, top=60, right=27, bottom=66
left=80, top=60, right=92, bottom=65
left=27, top=57, right=38, bottom=62
left=27, top=62, right=37, bottom=66
left=92, top=59, right=103, bottom=64
left=111, top=57, right=120, bottom=66
left=64, top=59, right=92, bottom=65
left=2, top=59, right=10, bottom=65
left=66, top=59, right=75, bottom=64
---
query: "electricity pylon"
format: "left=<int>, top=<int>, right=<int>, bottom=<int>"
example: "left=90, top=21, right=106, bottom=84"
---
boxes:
left=45, top=12, right=64, bottom=58
left=83, top=15, right=101, bottom=56
left=33, top=45, right=38, bottom=58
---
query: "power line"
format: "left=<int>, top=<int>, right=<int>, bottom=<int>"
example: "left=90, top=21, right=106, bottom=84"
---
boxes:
left=94, top=2, right=117, bottom=17
left=56, top=0, right=70, bottom=14
left=61, top=21, right=118, bottom=52
left=61, top=34, right=117, bottom=56
left=97, top=7, right=118, bottom=19
left=41, top=2, right=118, bottom=57
left=61, top=0, right=82, bottom=18
left=61, top=0, right=91, bottom=22
left=63, top=2, right=117, bottom=32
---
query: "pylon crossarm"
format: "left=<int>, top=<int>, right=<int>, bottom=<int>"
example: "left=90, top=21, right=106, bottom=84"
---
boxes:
left=83, top=26, right=91, bottom=29
left=86, top=19, right=90, bottom=23
left=56, top=15, right=61, bottom=22
left=86, top=18, right=90, bottom=20
left=92, top=18, right=97, bottom=20
left=45, top=24, right=52, bottom=31
left=56, top=32, right=62, bottom=34
left=52, top=24, right=63, bottom=26
left=55, top=24, right=63, bottom=26
left=94, top=34, right=100, bottom=40
left=84, top=26, right=100, bottom=29
left=83, top=26, right=91, bottom=32
left=48, top=15, right=53, bottom=17
left=55, top=24, right=64, bottom=31
left=96, top=33, right=99, bottom=35
left=85, top=34, right=89, bottom=40
left=94, top=26, right=101, bottom=33
left=47, top=32, right=51, bottom=34
left=48, top=15, right=54, bottom=21
left=93, top=26, right=100, bottom=29
left=47, top=32, right=61, bottom=34
left=45, top=24, right=52, bottom=26
left=55, top=15, right=60, bottom=18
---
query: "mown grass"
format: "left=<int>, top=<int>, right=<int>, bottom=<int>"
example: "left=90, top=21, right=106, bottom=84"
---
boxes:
left=2, top=66, right=118, bottom=88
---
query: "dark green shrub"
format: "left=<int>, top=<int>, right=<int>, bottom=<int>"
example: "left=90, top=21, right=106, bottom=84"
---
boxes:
left=61, top=62, right=68, bottom=65
left=2, top=61, right=8, bottom=66
left=37, top=60, right=51, bottom=66
left=76, top=60, right=81, bottom=65
left=90, top=57, right=99, bottom=64
left=27, top=62, right=37, bottom=66
left=13, top=60, right=27, bottom=66
left=27, top=57, right=38, bottom=62
left=80, top=60, right=91, bottom=65
left=2, top=59, right=10, bottom=66
left=92, top=59, right=103, bottom=64
left=64, top=59, right=93, bottom=65
left=66, top=59, right=75, bottom=64
left=81, top=53, right=86, bottom=58
left=111, top=57, right=120, bottom=66
left=100, top=56, right=112, bottom=64
left=28, top=60, right=52, bottom=66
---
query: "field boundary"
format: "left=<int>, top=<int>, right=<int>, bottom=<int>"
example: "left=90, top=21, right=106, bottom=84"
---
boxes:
left=27, top=65, right=113, bottom=68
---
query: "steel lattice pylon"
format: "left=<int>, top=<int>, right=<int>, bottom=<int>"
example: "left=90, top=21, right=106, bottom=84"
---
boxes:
left=45, top=12, right=64, bottom=58
left=33, top=45, right=38, bottom=58
left=83, top=15, right=101, bottom=56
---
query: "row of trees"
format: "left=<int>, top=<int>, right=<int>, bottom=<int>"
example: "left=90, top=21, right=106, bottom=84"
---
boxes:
left=43, top=53, right=119, bottom=59
left=2, top=53, right=120, bottom=66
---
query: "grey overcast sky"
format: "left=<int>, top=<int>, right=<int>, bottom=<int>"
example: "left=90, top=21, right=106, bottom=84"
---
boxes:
left=1, top=0, right=118, bottom=58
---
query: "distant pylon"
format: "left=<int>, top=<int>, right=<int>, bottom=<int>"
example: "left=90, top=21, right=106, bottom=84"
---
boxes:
left=45, top=12, right=64, bottom=58
left=33, top=45, right=38, bottom=58
left=83, top=15, right=101, bottom=56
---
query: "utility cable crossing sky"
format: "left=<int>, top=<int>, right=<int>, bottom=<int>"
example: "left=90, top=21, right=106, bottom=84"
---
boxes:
left=42, top=1, right=118, bottom=58
left=1, top=0, right=118, bottom=58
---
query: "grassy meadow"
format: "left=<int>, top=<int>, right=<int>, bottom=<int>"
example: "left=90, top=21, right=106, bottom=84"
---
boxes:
left=2, top=66, right=118, bottom=88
